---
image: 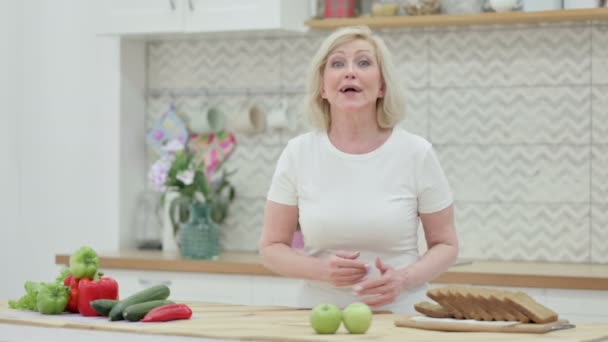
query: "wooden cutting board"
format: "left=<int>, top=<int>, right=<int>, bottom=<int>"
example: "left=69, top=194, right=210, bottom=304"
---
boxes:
left=395, top=314, right=576, bottom=333
left=3, top=302, right=605, bottom=342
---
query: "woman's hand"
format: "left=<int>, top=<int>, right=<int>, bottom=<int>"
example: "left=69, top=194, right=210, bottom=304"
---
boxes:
left=353, top=257, right=406, bottom=307
left=323, top=251, right=369, bottom=287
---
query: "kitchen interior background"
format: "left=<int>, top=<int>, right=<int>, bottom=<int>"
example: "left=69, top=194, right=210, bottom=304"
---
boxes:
left=142, top=16, right=608, bottom=264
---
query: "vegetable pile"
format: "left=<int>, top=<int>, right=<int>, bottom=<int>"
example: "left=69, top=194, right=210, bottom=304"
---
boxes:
left=9, top=246, right=192, bottom=323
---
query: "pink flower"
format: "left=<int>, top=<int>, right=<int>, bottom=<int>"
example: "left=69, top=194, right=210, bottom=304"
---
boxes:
left=148, top=155, right=173, bottom=191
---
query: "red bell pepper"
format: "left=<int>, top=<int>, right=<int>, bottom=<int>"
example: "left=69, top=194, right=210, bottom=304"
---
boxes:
left=98, top=275, right=119, bottom=300
left=63, top=274, right=80, bottom=313
left=77, top=275, right=119, bottom=316
left=140, top=303, right=192, bottom=322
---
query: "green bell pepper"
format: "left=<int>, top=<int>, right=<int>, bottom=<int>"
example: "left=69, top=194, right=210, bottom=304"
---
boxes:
left=37, top=282, right=68, bottom=315
left=69, top=246, right=99, bottom=279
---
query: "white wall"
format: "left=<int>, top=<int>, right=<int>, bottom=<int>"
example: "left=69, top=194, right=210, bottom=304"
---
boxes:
left=0, top=0, right=23, bottom=297
left=1, top=0, right=122, bottom=299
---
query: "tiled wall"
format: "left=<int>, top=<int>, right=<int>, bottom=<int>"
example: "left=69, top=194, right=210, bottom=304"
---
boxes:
left=146, top=21, right=608, bottom=264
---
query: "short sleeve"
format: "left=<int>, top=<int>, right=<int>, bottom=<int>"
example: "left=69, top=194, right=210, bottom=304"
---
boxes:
left=416, top=145, right=453, bottom=214
left=266, top=141, right=298, bottom=206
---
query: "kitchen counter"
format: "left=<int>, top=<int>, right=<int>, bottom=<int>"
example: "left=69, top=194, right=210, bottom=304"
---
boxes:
left=2, top=301, right=608, bottom=342
left=55, top=250, right=608, bottom=290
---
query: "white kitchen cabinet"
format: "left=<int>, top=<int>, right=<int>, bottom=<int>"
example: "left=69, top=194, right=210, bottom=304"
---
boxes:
left=108, top=269, right=255, bottom=305
left=108, top=269, right=305, bottom=307
left=184, top=0, right=310, bottom=33
left=104, top=269, right=608, bottom=323
left=95, top=0, right=311, bottom=35
left=94, top=0, right=184, bottom=35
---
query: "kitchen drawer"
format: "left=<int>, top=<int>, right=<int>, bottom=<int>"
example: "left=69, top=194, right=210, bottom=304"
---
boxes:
left=107, top=269, right=253, bottom=304
left=251, top=275, right=303, bottom=307
left=545, top=288, right=608, bottom=316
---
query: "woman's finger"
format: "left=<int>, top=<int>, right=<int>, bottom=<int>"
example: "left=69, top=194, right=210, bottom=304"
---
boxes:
left=329, top=267, right=367, bottom=282
left=335, top=250, right=360, bottom=259
left=375, top=257, right=390, bottom=274
left=333, top=258, right=369, bottom=270
left=363, top=294, right=394, bottom=307
left=333, top=275, right=367, bottom=287
left=356, top=282, right=392, bottom=297
left=328, top=265, right=367, bottom=279
left=335, top=266, right=369, bottom=277
left=353, top=276, right=387, bottom=294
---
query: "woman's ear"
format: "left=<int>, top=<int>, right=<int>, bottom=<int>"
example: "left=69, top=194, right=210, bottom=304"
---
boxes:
left=378, top=81, right=386, bottom=98
left=320, top=80, right=327, bottom=99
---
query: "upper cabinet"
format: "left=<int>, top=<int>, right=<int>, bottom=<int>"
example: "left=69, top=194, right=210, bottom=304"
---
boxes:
left=94, top=0, right=312, bottom=35
left=184, top=0, right=311, bottom=32
left=95, top=0, right=184, bottom=35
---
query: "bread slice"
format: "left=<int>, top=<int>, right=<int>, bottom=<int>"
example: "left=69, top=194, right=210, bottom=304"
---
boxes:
left=461, top=287, right=495, bottom=321
left=445, top=286, right=478, bottom=320
left=454, top=286, right=492, bottom=321
left=490, top=290, right=531, bottom=323
left=504, top=292, right=559, bottom=324
left=476, top=288, right=516, bottom=321
left=427, top=287, right=465, bottom=319
left=414, top=301, right=452, bottom=318
left=421, top=286, right=557, bottom=324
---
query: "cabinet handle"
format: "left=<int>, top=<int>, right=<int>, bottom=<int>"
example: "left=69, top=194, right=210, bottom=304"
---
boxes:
left=169, top=0, right=176, bottom=11
left=138, top=278, right=172, bottom=287
left=188, top=0, right=194, bottom=11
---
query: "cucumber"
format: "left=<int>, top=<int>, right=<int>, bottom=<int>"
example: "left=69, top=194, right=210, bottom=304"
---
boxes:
left=108, top=284, right=170, bottom=321
left=123, top=300, right=174, bottom=322
left=90, top=299, right=119, bottom=316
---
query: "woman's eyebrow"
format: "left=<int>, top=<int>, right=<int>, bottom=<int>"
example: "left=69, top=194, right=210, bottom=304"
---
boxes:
left=328, top=50, right=372, bottom=58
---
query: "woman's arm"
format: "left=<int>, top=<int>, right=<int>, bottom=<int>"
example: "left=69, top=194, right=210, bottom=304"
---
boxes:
left=400, top=204, right=459, bottom=288
left=258, top=200, right=368, bottom=286
left=354, top=204, right=458, bottom=307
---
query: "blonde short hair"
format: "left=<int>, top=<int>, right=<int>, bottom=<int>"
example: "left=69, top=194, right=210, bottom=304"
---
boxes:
left=305, top=26, right=406, bottom=131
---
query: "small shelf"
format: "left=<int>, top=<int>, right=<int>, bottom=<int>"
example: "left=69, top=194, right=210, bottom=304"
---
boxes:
left=305, top=7, right=608, bottom=29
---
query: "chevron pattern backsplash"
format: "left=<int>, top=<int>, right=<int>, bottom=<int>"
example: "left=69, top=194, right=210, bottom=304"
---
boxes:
left=146, top=22, right=608, bottom=264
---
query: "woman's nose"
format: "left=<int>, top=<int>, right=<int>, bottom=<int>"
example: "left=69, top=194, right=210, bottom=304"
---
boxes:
left=344, top=65, right=356, bottom=79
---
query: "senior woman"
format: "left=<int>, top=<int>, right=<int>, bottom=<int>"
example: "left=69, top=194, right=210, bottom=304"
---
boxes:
left=258, top=26, right=458, bottom=314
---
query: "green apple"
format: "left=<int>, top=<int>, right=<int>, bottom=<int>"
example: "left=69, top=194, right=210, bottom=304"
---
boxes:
left=342, top=302, right=373, bottom=334
left=309, top=303, right=342, bottom=334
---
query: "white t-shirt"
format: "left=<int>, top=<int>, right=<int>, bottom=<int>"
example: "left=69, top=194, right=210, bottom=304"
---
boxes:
left=267, top=127, right=453, bottom=313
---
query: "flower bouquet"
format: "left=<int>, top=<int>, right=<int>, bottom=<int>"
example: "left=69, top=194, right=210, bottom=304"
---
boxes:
left=148, top=134, right=237, bottom=240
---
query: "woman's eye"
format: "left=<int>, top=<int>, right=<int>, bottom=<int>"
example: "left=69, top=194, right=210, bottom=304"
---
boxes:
left=358, top=60, right=371, bottom=67
left=331, top=61, right=344, bottom=68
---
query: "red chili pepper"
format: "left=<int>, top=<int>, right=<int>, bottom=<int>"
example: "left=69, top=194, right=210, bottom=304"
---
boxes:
left=63, top=274, right=80, bottom=313
left=140, top=304, right=192, bottom=322
left=77, top=275, right=119, bottom=316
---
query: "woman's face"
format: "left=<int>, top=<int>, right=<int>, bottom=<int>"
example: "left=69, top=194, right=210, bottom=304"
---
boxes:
left=320, top=39, right=384, bottom=114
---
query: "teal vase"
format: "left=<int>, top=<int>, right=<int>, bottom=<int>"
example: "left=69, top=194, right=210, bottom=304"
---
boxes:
left=179, top=201, right=220, bottom=260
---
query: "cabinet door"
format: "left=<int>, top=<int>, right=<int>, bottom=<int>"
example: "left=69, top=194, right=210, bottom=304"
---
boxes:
left=94, top=0, right=185, bottom=35
left=183, top=0, right=309, bottom=33
left=105, top=269, right=254, bottom=304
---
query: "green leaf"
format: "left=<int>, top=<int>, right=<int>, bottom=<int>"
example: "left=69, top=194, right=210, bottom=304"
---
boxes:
left=55, top=268, right=71, bottom=284
left=9, top=281, right=42, bottom=311
left=193, top=171, right=209, bottom=199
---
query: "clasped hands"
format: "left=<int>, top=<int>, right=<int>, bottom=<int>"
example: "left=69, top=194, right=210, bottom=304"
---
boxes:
left=324, top=251, right=406, bottom=307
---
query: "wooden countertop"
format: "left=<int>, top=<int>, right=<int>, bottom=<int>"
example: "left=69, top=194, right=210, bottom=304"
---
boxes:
left=55, top=250, right=608, bottom=290
left=2, top=301, right=608, bottom=341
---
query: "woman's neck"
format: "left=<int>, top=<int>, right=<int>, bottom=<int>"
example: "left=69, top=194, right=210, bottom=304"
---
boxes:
left=328, top=108, right=391, bottom=154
